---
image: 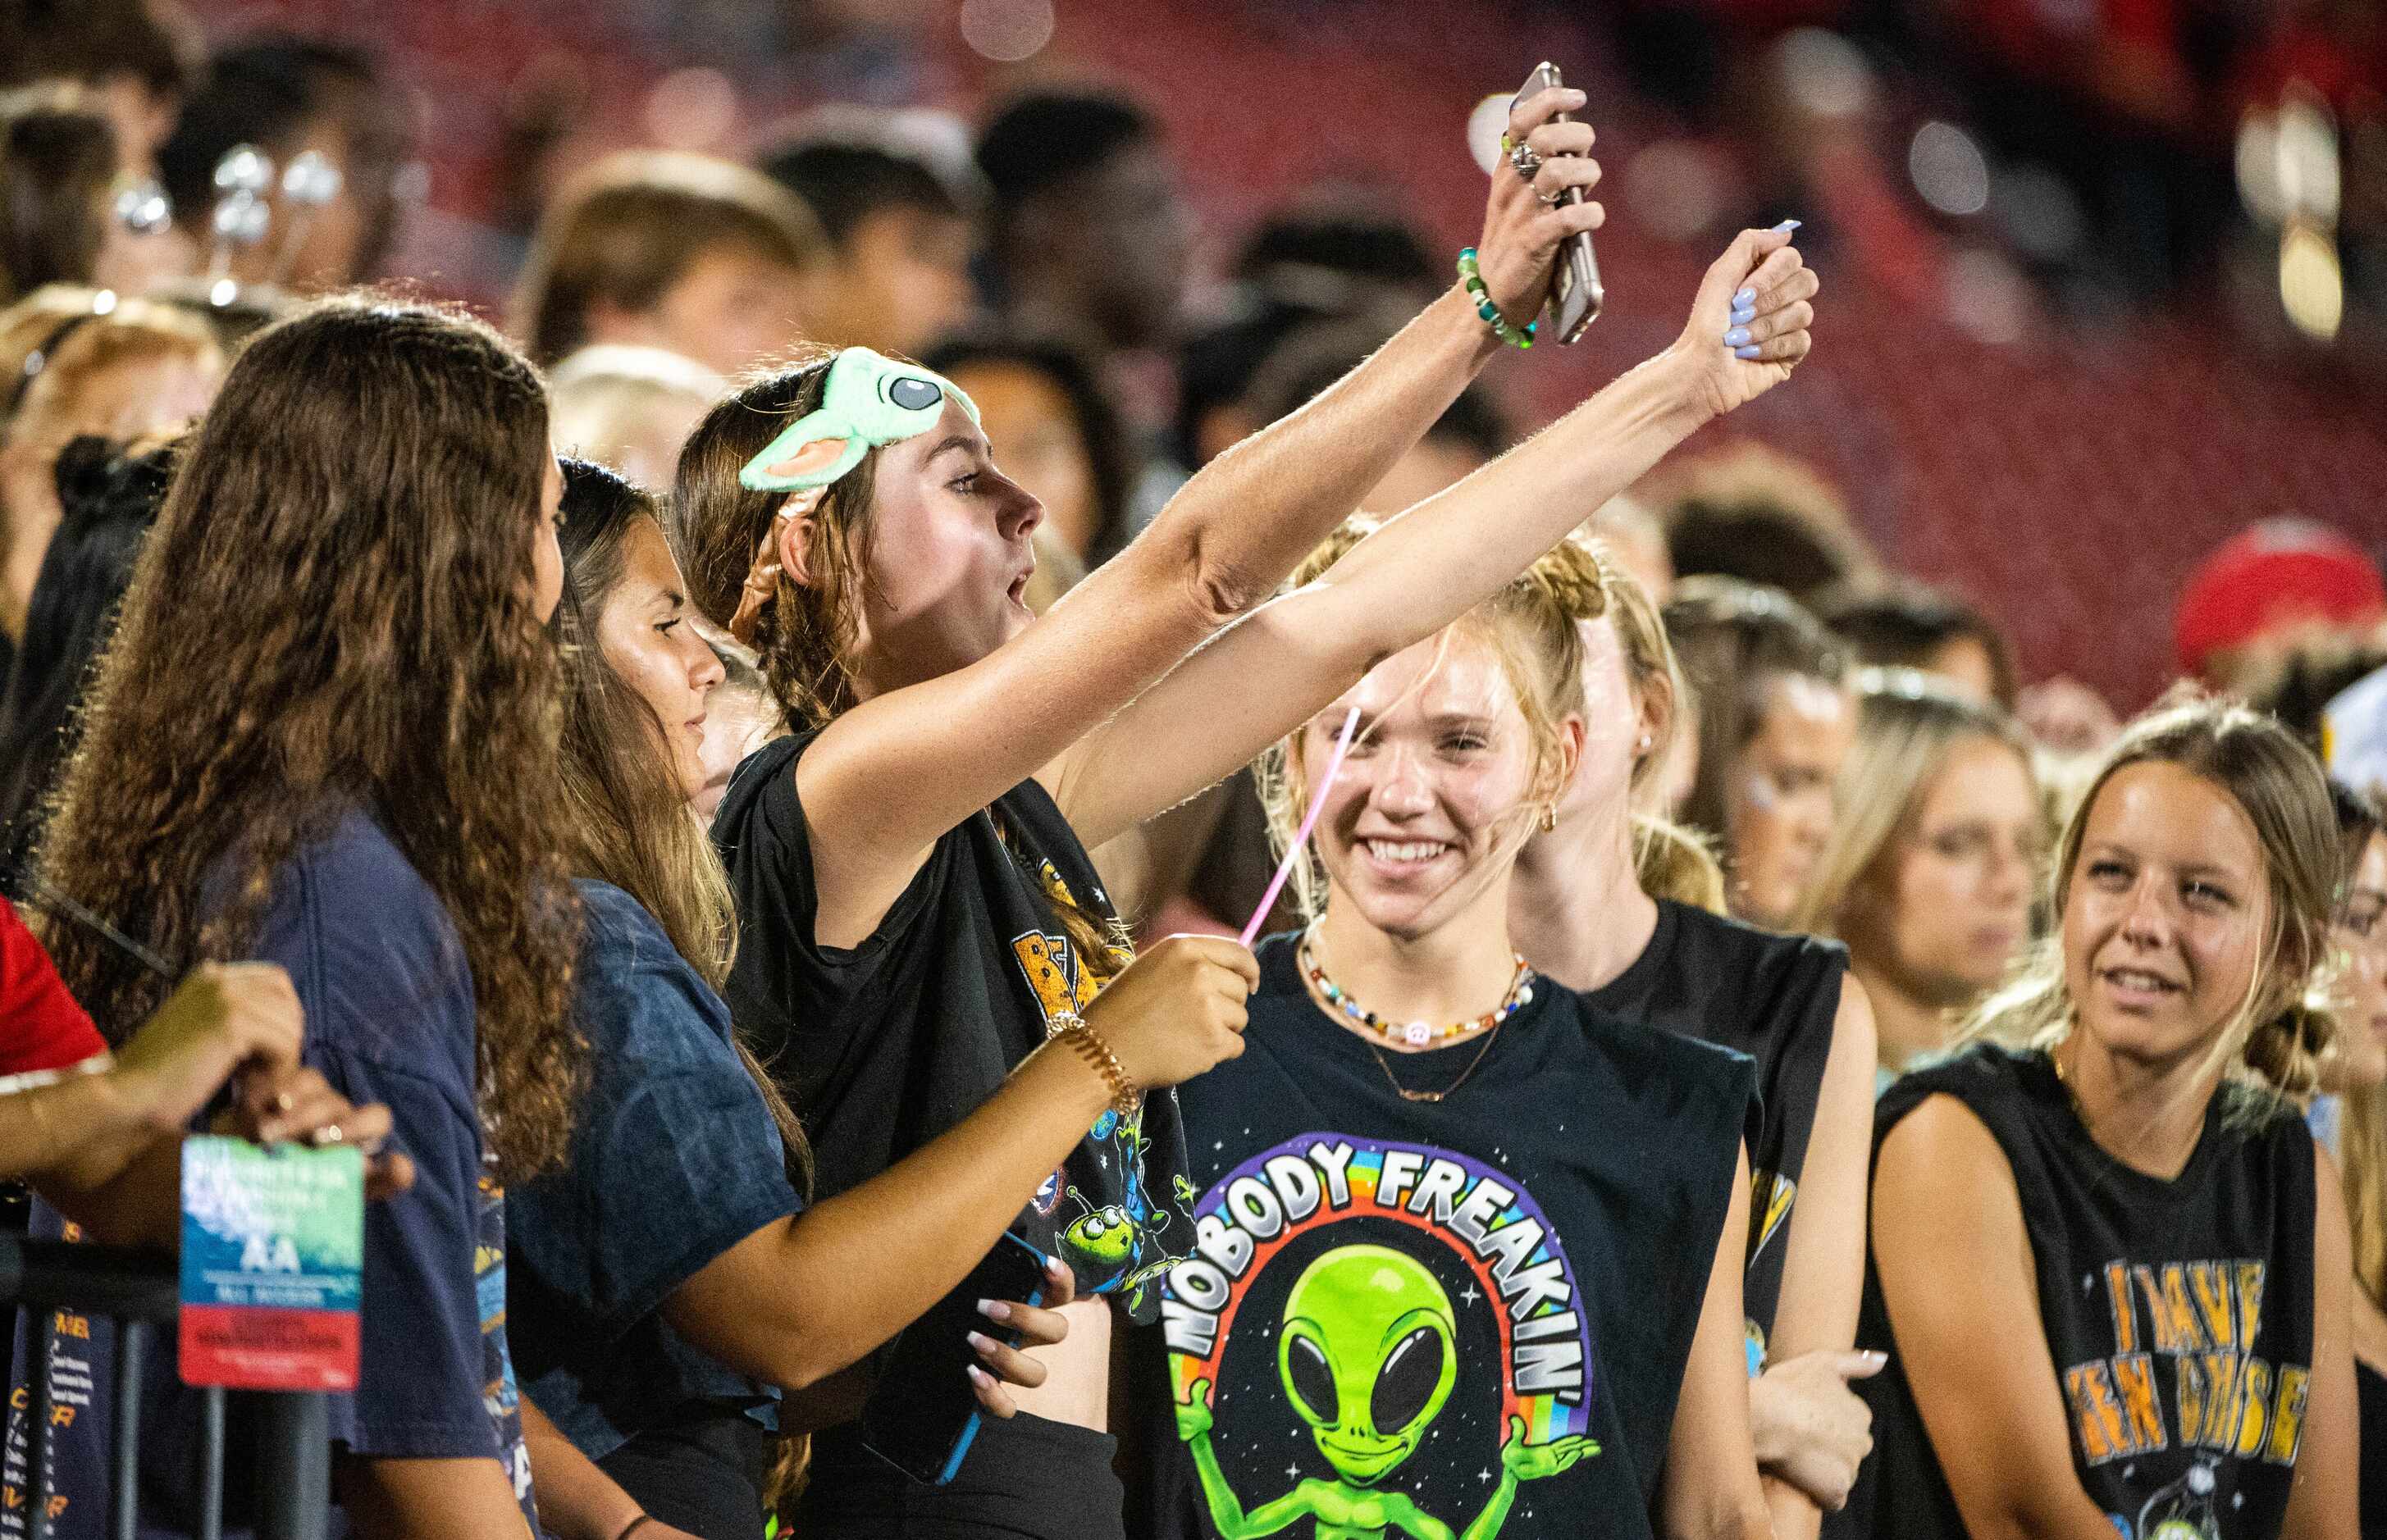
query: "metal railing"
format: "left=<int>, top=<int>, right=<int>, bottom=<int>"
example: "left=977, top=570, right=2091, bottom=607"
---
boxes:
left=2, top=1234, right=327, bottom=1540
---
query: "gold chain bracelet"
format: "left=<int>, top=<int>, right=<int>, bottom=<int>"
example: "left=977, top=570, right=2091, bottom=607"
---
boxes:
left=1049, top=1010, right=1139, bottom=1118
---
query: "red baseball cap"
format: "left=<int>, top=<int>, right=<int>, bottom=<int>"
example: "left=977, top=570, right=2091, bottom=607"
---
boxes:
left=2175, top=519, right=2385, bottom=677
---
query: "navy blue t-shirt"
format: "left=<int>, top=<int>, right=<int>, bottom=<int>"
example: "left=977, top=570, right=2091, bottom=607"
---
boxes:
left=507, top=880, right=801, bottom=1466
left=2, top=809, right=541, bottom=1538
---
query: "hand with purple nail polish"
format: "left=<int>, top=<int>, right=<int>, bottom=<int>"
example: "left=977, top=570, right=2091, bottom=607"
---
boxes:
left=1671, top=220, right=1820, bottom=419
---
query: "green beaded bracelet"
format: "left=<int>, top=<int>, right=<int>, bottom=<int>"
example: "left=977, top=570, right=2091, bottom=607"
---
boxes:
left=1457, top=247, right=1536, bottom=349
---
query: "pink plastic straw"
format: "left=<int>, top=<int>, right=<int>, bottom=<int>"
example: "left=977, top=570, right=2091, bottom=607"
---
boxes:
left=1240, top=706, right=1361, bottom=947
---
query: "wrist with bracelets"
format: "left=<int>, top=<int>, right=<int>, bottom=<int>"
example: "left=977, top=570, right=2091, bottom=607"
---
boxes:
left=1047, top=1010, right=1140, bottom=1116
left=1457, top=247, right=1536, bottom=349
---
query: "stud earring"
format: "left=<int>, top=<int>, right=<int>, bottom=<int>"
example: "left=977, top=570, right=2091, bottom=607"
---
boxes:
left=1636, top=733, right=1653, bottom=753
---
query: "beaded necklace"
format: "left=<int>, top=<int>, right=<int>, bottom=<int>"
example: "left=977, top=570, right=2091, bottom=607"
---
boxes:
left=1297, top=931, right=1536, bottom=1047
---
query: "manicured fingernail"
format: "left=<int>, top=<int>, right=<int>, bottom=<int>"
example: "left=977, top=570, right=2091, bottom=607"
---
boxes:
left=1723, top=326, right=1751, bottom=348
left=1732, top=287, right=1755, bottom=308
left=978, top=1299, right=1010, bottom=1323
left=1772, top=218, right=1802, bottom=232
left=1044, top=1257, right=1070, bottom=1280
left=1730, top=305, right=1755, bottom=326
left=1863, top=1351, right=1889, bottom=1368
left=968, top=1331, right=1000, bottom=1355
left=1735, top=344, right=1762, bottom=360
left=965, top=1364, right=996, bottom=1390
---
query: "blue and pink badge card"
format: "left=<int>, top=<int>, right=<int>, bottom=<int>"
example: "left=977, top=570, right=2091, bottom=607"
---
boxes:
left=177, top=1136, right=365, bottom=1390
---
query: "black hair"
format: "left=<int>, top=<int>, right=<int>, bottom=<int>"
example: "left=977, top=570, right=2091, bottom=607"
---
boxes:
left=0, top=0, right=202, bottom=99
left=1232, top=204, right=1440, bottom=295
left=1811, top=577, right=2019, bottom=709
left=924, top=330, right=1139, bottom=564
left=157, top=35, right=404, bottom=262
left=975, top=90, right=1154, bottom=214
left=760, top=135, right=970, bottom=248
left=0, top=434, right=175, bottom=893
left=1241, top=315, right=1512, bottom=464
left=2242, top=634, right=2387, bottom=761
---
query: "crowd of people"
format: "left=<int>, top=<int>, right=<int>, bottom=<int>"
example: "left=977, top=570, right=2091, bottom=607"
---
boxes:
left=0, top=3, right=2383, bottom=1539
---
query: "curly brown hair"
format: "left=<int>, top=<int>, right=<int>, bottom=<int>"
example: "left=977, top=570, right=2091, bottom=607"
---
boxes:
left=33, top=296, right=586, bottom=1181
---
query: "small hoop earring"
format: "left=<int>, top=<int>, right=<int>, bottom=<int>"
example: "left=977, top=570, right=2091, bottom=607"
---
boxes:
left=1538, top=804, right=1558, bottom=833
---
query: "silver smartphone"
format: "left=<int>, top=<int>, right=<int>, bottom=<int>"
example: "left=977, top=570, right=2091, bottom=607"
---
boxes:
left=1514, top=61, right=1603, bottom=342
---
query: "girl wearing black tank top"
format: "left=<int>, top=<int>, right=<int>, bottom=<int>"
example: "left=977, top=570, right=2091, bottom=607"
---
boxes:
left=1508, top=535, right=1881, bottom=1538
left=1156, top=528, right=1769, bottom=1540
left=677, top=91, right=1822, bottom=1539
left=1864, top=698, right=2360, bottom=1538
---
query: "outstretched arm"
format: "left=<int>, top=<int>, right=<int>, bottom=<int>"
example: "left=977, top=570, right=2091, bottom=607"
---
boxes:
left=792, top=89, right=1600, bottom=945
left=1052, top=226, right=1819, bottom=847
left=1178, top=1377, right=1318, bottom=1538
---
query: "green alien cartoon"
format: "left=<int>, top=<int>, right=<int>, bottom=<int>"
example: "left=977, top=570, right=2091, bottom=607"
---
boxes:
left=1176, top=1243, right=1597, bottom=1540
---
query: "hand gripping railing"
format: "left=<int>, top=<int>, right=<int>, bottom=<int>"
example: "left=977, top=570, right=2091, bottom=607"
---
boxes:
left=2, top=1235, right=328, bottom=1540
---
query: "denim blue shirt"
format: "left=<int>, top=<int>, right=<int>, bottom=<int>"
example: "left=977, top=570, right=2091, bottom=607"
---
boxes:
left=506, top=879, right=802, bottom=1461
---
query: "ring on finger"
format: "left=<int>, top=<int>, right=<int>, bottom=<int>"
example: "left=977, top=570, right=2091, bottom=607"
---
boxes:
left=314, top=1123, right=344, bottom=1146
left=1539, top=189, right=1565, bottom=207
left=1508, top=143, right=1542, bottom=179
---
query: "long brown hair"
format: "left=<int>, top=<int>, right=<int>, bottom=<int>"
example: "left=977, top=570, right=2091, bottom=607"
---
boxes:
left=2326, top=781, right=2386, bottom=1305
left=551, top=457, right=810, bottom=1177
left=34, top=297, right=585, bottom=1180
left=674, top=354, right=1129, bottom=982
left=1663, top=573, right=1850, bottom=848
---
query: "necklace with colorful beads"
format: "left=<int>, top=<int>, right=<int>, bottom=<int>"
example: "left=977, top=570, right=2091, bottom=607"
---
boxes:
left=1298, top=931, right=1536, bottom=1048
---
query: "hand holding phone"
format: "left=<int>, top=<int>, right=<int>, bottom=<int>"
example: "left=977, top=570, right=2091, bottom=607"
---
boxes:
left=1512, top=62, right=1604, bottom=341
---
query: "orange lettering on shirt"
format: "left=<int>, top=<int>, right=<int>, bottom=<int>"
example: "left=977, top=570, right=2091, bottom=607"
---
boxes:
left=2065, top=1363, right=2130, bottom=1460
left=2105, top=1263, right=2138, bottom=1353
left=2233, top=1359, right=2271, bottom=1456
left=2266, top=1365, right=2310, bottom=1465
left=2188, top=1264, right=2235, bottom=1349
left=2111, top=1354, right=2167, bottom=1452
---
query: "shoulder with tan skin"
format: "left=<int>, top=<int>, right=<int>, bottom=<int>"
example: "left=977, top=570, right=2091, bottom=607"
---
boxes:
left=1663, top=1144, right=1778, bottom=1540
left=1870, top=1092, right=2131, bottom=1540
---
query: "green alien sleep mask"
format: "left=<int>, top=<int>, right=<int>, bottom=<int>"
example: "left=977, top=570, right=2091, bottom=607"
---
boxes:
left=737, top=347, right=982, bottom=493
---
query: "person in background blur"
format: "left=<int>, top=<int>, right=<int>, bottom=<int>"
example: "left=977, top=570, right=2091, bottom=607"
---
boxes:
left=1586, top=490, right=1675, bottom=605
left=760, top=113, right=979, bottom=358
left=1667, top=576, right=1857, bottom=930
left=1812, top=577, right=2018, bottom=709
left=2312, top=782, right=2387, bottom=1526
left=0, top=0, right=200, bottom=175
left=513, top=149, right=826, bottom=377
left=1171, top=202, right=1438, bottom=473
left=976, top=89, right=1193, bottom=383
left=549, top=344, right=725, bottom=492
left=1792, top=672, right=2041, bottom=1083
left=1, top=90, right=189, bottom=303
left=0, top=434, right=172, bottom=891
left=925, top=331, right=1140, bottom=567
left=0, top=286, right=220, bottom=646
left=157, top=35, right=414, bottom=291
left=2175, top=517, right=2387, bottom=691
left=1658, top=443, right=1878, bottom=605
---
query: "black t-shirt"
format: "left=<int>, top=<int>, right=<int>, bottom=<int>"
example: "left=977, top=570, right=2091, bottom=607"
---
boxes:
left=710, top=731, right=1198, bottom=1316
left=1147, top=934, right=1756, bottom=1540
left=1857, top=1046, right=2318, bottom=1540
left=1582, top=900, right=1844, bottom=1365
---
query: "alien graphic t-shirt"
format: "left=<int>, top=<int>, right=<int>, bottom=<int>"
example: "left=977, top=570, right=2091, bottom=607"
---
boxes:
left=1151, top=934, right=1756, bottom=1540
left=1859, top=1046, right=2318, bottom=1540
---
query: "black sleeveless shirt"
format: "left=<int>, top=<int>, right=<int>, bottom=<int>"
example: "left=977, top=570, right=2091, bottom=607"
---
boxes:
left=1144, top=935, right=1758, bottom=1540
left=1581, top=900, right=1846, bottom=1365
left=1857, top=1046, right=2318, bottom=1540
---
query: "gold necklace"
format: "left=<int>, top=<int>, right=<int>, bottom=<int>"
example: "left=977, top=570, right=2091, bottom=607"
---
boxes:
left=1365, top=1023, right=1509, bottom=1103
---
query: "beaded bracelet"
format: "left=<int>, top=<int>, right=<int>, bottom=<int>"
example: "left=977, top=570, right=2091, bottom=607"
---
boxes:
left=1051, top=1011, right=1141, bottom=1117
left=1457, top=247, right=1536, bottom=349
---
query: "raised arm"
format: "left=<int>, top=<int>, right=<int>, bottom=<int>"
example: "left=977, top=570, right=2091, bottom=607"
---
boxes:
left=1050, top=225, right=1818, bottom=846
left=790, top=90, right=1601, bottom=940
left=1872, top=1095, right=2123, bottom=1540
